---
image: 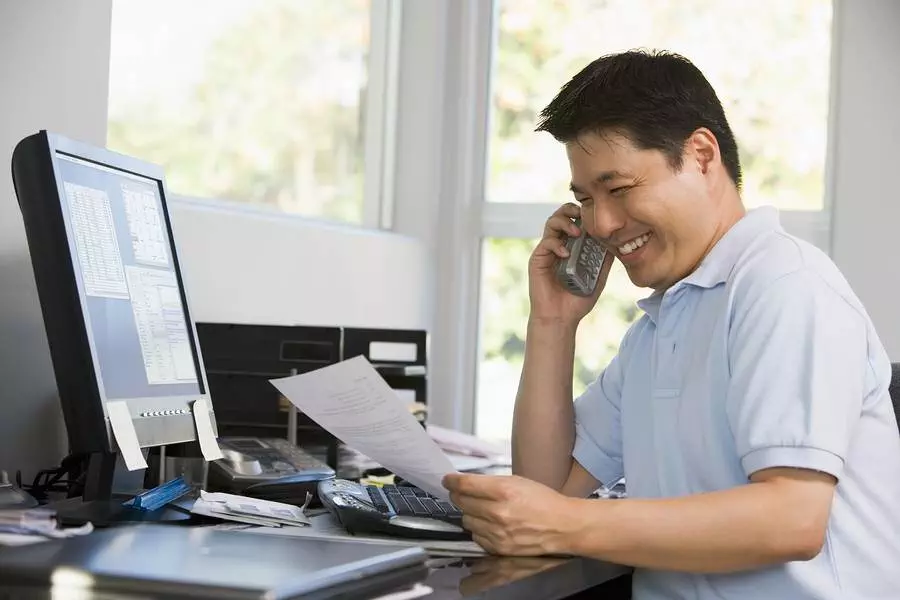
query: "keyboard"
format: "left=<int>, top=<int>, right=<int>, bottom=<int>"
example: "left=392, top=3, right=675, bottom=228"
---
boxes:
left=365, top=483, right=463, bottom=521
left=318, top=479, right=470, bottom=541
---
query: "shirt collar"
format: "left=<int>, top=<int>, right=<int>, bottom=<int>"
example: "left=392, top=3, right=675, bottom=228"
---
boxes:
left=635, top=206, right=782, bottom=321
left=682, top=206, right=782, bottom=289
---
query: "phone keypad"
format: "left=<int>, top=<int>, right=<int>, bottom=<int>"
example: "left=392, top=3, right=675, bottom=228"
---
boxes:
left=556, top=218, right=607, bottom=296
left=577, top=238, right=606, bottom=287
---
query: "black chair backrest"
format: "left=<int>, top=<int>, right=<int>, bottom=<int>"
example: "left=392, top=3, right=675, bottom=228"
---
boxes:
left=890, top=363, right=900, bottom=432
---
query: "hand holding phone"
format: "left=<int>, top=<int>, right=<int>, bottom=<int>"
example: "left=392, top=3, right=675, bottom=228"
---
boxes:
left=555, top=218, right=608, bottom=297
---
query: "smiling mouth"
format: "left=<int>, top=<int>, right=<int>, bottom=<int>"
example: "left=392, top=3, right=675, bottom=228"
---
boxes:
left=617, top=232, right=652, bottom=255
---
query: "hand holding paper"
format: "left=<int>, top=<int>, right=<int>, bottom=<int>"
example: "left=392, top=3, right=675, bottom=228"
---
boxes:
left=269, top=356, right=456, bottom=501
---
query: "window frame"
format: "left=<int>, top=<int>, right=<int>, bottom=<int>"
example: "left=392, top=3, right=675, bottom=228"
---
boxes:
left=363, top=0, right=403, bottom=230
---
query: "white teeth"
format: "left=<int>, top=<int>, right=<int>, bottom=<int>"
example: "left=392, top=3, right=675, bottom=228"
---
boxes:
left=618, top=233, right=651, bottom=255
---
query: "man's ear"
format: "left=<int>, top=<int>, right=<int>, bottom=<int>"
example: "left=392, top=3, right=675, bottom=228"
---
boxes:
left=687, top=127, right=720, bottom=176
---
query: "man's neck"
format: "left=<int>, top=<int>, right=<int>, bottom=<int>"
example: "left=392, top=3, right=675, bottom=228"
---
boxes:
left=652, top=194, right=746, bottom=294
left=702, top=197, right=746, bottom=260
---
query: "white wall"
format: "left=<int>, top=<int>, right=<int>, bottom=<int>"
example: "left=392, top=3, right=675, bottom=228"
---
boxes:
left=830, top=0, right=900, bottom=358
left=171, top=199, right=430, bottom=331
left=0, top=1, right=430, bottom=481
left=0, top=0, right=113, bottom=481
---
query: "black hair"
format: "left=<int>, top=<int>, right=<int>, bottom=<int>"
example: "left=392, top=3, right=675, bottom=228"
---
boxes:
left=536, top=49, right=742, bottom=188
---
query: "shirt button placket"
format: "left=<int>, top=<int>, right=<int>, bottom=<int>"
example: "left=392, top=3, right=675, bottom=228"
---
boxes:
left=655, top=286, right=681, bottom=391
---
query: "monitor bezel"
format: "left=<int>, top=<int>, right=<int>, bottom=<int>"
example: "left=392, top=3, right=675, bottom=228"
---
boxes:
left=13, top=130, right=216, bottom=455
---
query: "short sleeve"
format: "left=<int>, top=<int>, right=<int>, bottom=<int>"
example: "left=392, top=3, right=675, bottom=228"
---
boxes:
left=572, top=326, right=635, bottom=486
left=726, top=269, right=867, bottom=481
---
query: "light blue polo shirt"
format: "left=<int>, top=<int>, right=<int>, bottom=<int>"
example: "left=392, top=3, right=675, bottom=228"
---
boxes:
left=573, top=206, right=900, bottom=599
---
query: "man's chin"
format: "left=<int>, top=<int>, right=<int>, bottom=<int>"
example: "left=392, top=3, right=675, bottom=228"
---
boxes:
left=623, top=265, right=657, bottom=289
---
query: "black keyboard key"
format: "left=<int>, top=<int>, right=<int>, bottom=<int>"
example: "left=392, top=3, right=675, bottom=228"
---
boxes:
left=420, top=498, right=443, bottom=514
left=438, top=501, right=461, bottom=516
left=405, top=496, right=429, bottom=515
left=413, top=487, right=429, bottom=498
left=399, top=487, right=417, bottom=497
left=387, top=493, right=414, bottom=515
left=365, top=486, right=389, bottom=511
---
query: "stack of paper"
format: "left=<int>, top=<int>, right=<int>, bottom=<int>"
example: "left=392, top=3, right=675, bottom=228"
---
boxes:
left=0, top=508, right=93, bottom=546
left=427, top=424, right=511, bottom=461
left=191, top=491, right=312, bottom=528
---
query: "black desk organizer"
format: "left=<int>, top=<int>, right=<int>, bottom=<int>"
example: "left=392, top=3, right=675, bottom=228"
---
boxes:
left=195, top=323, right=428, bottom=470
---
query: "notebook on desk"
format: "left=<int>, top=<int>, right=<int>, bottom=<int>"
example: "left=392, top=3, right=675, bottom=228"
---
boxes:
left=0, top=523, right=429, bottom=599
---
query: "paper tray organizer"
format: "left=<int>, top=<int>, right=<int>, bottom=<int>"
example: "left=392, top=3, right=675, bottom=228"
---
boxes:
left=193, top=323, right=429, bottom=467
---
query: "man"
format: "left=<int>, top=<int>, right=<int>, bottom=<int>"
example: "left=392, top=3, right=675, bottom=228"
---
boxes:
left=443, top=50, right=900, bottom=599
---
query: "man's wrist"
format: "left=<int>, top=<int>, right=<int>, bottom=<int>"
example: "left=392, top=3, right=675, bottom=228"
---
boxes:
left=548, top=497, right=616, bottom=558
left=545, top=497, right=603, bottom=556
left=527, top=316, right=579, bottom=337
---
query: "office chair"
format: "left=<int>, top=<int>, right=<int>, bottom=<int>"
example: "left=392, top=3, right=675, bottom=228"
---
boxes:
left=890, top=363, right=900, bottom=433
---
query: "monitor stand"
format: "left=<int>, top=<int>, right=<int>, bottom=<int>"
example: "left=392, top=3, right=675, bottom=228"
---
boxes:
left=51, top=451, right=195, bottom=528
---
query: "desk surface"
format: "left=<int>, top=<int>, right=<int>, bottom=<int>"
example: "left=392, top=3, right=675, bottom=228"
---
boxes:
left=0, top=529, right=631, bottom=600
left=419, top=554, right=630, bottom=600
left=218, top=511, right=631, bottom=599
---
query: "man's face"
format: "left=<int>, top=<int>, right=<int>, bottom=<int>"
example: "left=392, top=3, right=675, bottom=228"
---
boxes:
left=566, top=130, right=723, bottom=291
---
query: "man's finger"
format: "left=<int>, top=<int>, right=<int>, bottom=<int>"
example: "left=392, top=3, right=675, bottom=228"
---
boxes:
left=471, top=533, right=496, bottom=555
left=540, top=202, right=580, bottom=235
left=442, top=472, right=463, bottom=490
left=532, top=236, right=569, bottom=260
left=453, top=494, right=497, bottom=519
left=542, top=211, right=581, bottom=239
left=557, top=202, right=581, bottom=219
left=442, top=473, right=507, bottom=500
left=461, top=513, right=495, bottom=534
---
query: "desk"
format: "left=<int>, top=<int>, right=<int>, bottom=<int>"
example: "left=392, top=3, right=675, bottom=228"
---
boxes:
left=420, top=555, right=631, bottom=599
left=0, top=520, right=631, bottom=600
left=31, top=471, right=631, bottom=598
left=217, top=510, right=631, bottom=599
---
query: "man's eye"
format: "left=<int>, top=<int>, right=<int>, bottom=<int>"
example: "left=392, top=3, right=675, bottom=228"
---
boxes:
left=610, top=186, right=631, bottom=196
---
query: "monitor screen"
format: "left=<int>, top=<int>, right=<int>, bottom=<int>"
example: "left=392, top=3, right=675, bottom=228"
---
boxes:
left=54, top=153, right=202, bottom=400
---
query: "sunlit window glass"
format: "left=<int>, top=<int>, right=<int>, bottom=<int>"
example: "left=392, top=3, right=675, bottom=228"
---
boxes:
left=108, top=0, right=371, bottom=223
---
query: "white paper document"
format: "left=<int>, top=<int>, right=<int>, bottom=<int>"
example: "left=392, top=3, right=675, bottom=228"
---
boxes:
left=270, top=356, right=456, bottom=501
left=192, top=491, right=311, bottom=528
left=106, top=401, right=147, bottom=470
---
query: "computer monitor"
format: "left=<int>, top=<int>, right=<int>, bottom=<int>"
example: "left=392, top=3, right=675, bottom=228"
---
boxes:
left=11, top=131, right=216, bottom=508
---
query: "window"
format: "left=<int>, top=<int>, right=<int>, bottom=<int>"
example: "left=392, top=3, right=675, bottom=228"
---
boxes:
left=485, top=0, right=833, bottom=211
left=475, top=0, right=834, bottom=442
left=108, top=0, right=377, bottom=223
left=477, top=238, right=645, bottom=441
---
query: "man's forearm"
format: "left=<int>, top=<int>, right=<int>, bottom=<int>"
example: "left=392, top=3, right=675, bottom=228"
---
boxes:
left=511, top=318, right=578, bottom=489
left=560, top=479, right=829, bottom=573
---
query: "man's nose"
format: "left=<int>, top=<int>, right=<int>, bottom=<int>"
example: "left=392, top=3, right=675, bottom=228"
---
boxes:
left=586, top=200, right=627, bottom=241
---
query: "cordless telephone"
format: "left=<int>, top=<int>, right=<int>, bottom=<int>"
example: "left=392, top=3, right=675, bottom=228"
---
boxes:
left=555, top=218, right=608, bottom=297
